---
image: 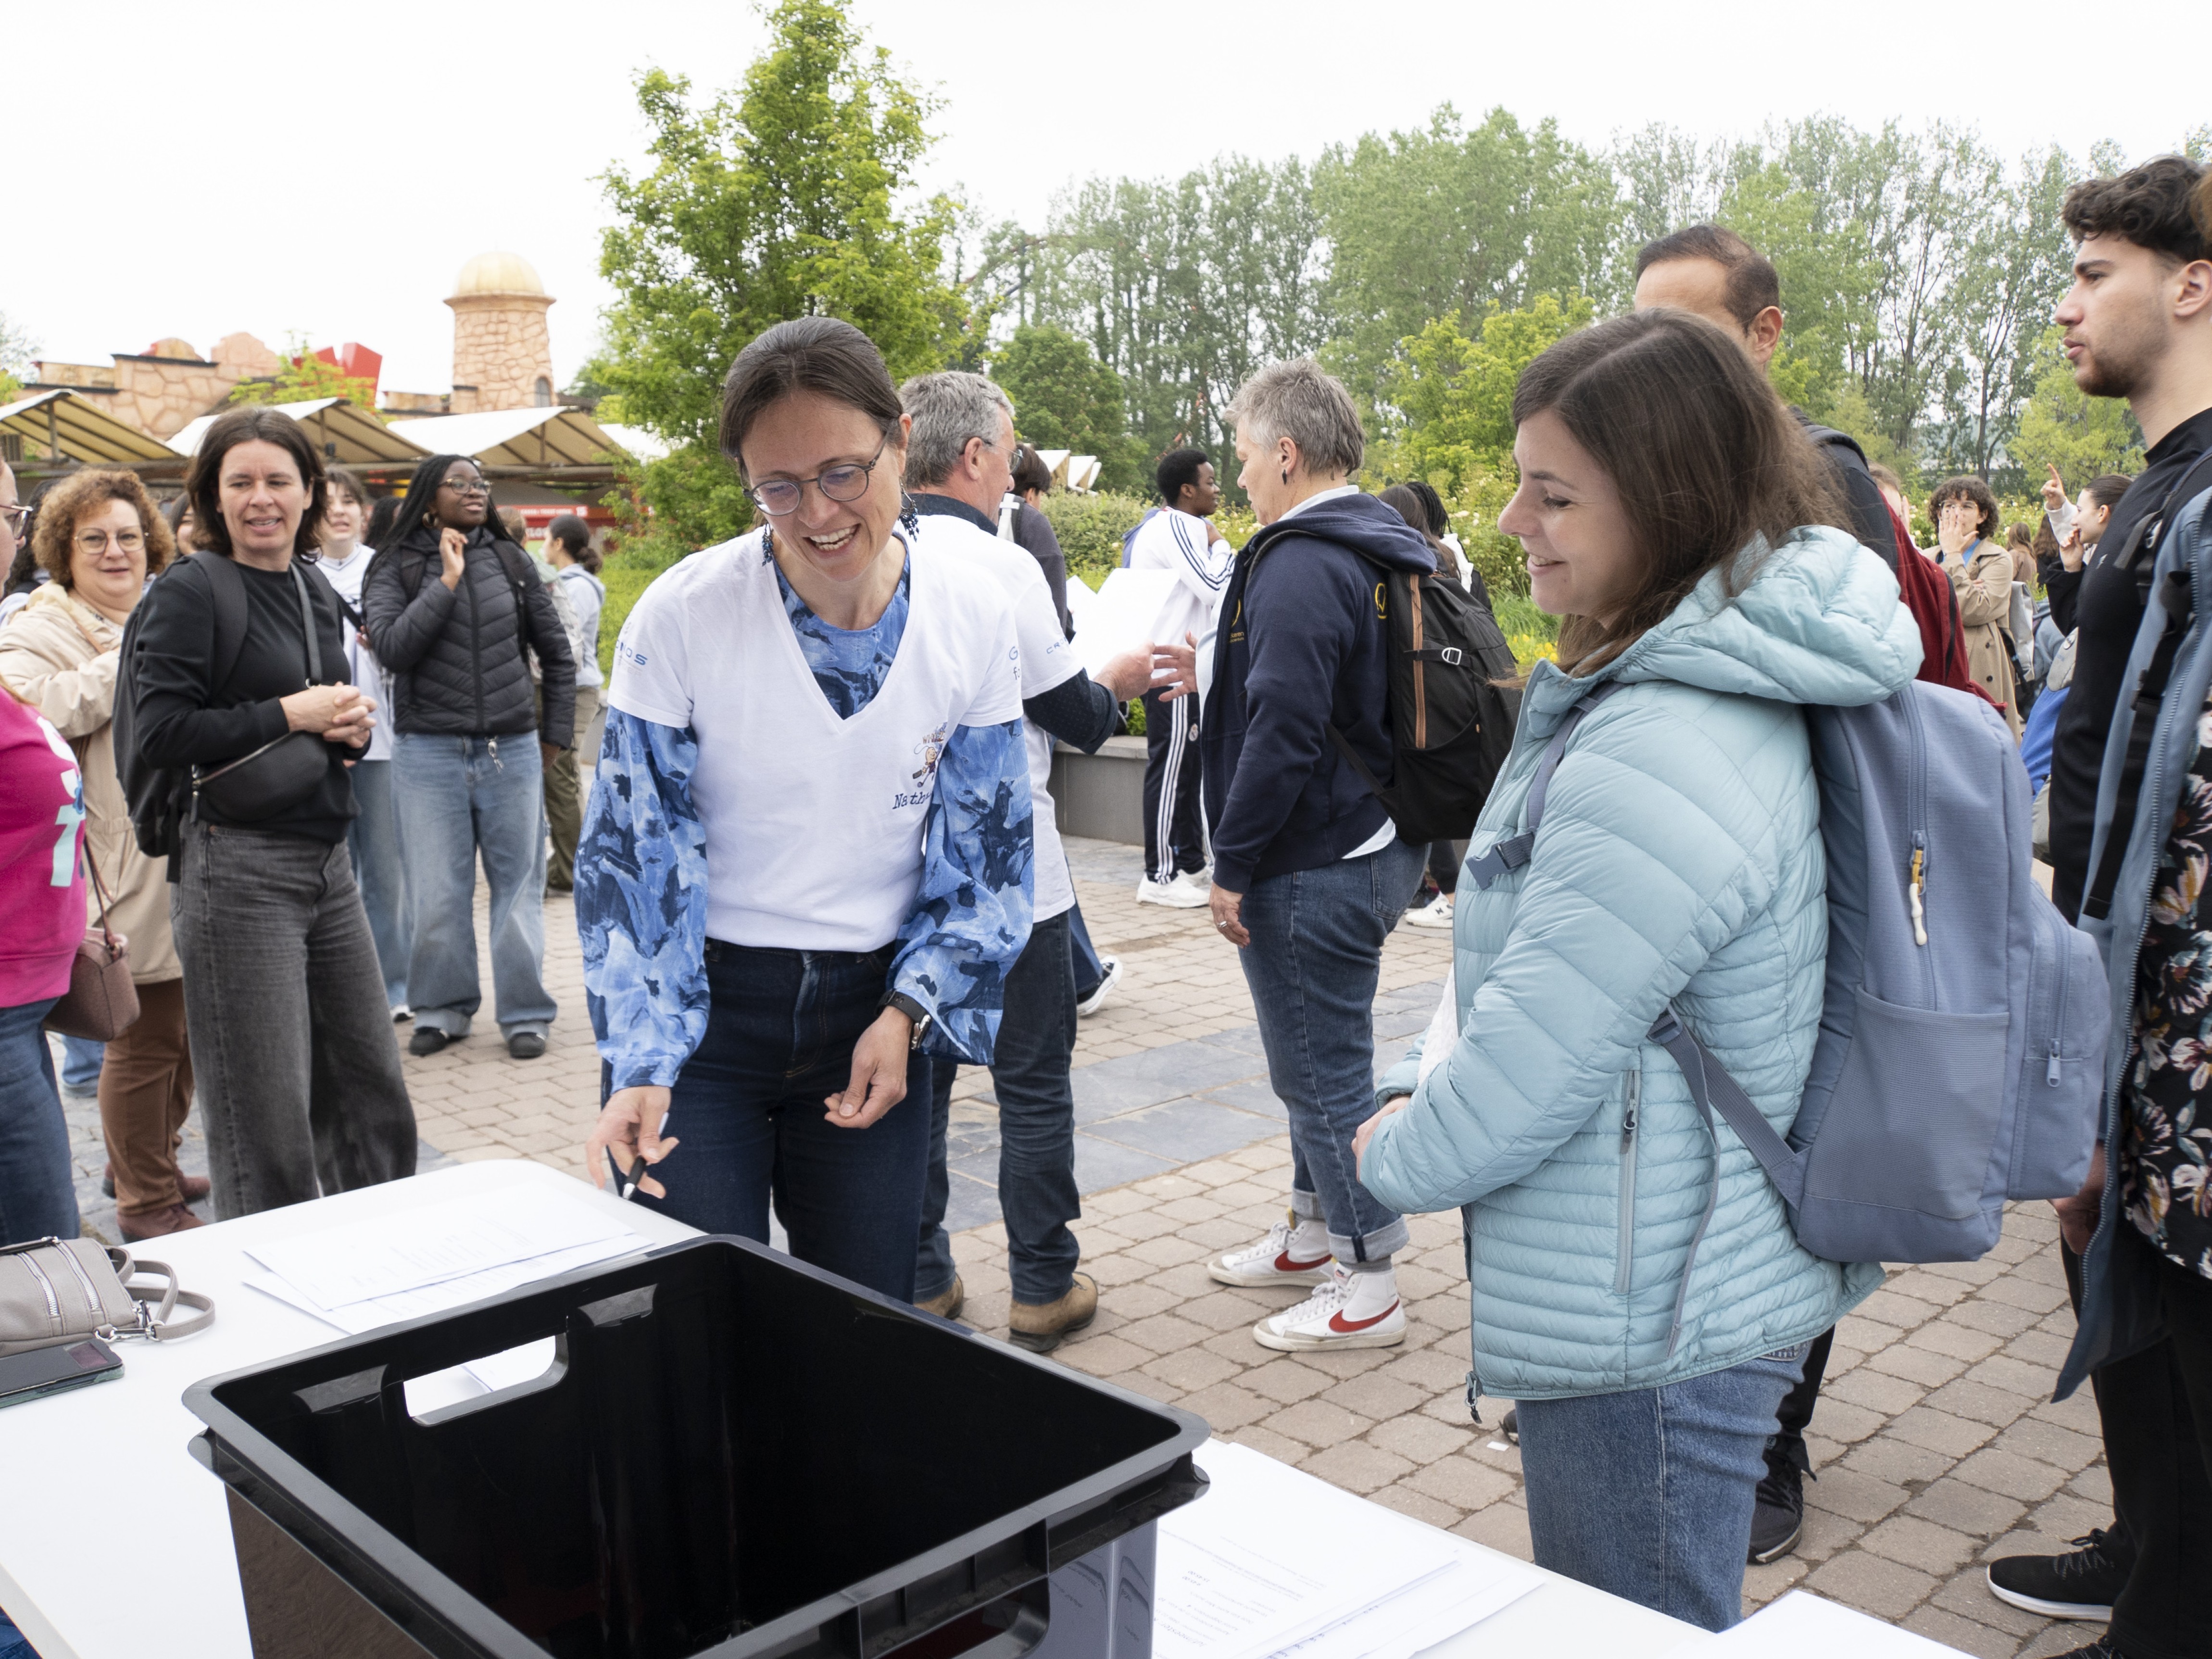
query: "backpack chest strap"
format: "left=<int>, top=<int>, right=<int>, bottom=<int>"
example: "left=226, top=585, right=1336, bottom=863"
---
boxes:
left=1465, top=682, right=1619, bottom=891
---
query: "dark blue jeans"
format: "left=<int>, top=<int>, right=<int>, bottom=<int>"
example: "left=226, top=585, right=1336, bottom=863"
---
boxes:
left=641, top=940, right=932, bottom=1302
left=1236, top=837, right=1426, bottom=1264
left=918, top=911, right=1081, bottom=1305
left=346, top=757, right=410, bottom=1011
left=0, top=997, right=79, bottom=1246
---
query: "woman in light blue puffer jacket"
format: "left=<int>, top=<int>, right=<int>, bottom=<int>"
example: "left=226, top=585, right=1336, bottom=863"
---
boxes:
left=1357, top=311, right=1922, bottom=1631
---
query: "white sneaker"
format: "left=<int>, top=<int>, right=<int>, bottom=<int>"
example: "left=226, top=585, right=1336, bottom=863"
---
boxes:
left=1402, top=892, right=1454, bottom=930
left=391, top=1005, right=413, bottom=1023
left=1253, top=1264, right=1407, bottom=1352
left=1077, top=956, right=1123, bottom=1017
left=1207, top=1215, right=1334, bottom=1288
left=1136, top=868, right=1212, bottom=909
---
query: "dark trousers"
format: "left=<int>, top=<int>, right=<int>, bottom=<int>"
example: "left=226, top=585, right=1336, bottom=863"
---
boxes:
left=1426, top=839, right=1467, bottom=896
left=0, top=996, right=75, bottom=1246
left=2105, top=1223, right=2212, bottom=1659
left=171, top=822, right=417, bottom=1219
left=98, top=978, right=194, bottom=1220
left=917, top=912, right=1081, bottom=1305
left=1141, top=687, right=1204, bottom=883
left=641, top=940, right=931, bottom=1303
left=1770, top=1327, right=1835, bottom=1467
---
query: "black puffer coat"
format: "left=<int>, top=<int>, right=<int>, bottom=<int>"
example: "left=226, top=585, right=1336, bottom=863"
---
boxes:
left=362, top=526, right=576, bottom=746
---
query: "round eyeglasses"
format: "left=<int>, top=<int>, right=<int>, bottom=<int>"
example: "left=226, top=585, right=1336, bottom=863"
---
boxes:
left=746, top=438, right=889, bottom=517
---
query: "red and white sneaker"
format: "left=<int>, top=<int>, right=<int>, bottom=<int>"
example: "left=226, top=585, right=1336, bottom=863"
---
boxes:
left=1206, top=1216, right=1334, bottom=1288
left=1252, top=1265, right=1406, bottom=1351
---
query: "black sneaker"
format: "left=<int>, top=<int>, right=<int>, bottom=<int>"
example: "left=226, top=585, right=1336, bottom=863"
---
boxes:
left=1986, top=1530, right=2130, bottom=1622
left=507, top=1031, right=547, bottom=1060
left=2048, top=1641, right=2121, bottom=1659
left=1498, top=1407, right=1519, bottom=1444
left=1749, top=1439, right=1811, bottom=1564
left=408, top=1027, right=452, bottom=1057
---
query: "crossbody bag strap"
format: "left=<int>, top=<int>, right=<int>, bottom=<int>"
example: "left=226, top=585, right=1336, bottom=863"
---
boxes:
left=287, top=562, right=322, bottom=686
left=118, top=1256, right=215, bottom=1342
left=1463, top=681, right=1620, bottom=891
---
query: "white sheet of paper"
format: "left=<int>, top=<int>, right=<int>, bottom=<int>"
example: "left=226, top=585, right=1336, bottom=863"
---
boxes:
left=1701, top=1591, right=1971, bottom=1656
left=1414, top=968, right=1457, bottom=1088
left=1073, top=568, right=1178, bottom=676
left=243, top=1186, right=638, bottom=1311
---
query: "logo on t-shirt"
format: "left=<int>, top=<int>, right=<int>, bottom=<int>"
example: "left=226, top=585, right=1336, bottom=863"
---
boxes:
left=893, top=724, right=950, bottom=811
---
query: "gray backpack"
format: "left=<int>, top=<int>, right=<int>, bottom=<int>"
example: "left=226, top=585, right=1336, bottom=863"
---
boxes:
left=1473, top=678, right=2108, bottom=1265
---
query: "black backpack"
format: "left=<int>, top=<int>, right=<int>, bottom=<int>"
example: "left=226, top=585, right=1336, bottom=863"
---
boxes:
left=1326, top=553, right=1522, bottom=844
left=113, top=551, right=251, bottom=861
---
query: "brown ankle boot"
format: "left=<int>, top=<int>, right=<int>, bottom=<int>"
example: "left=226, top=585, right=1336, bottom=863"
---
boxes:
left=1009, top=1273, right=1097, bottom=1353
left=915, top=1277, right=965, bottom=1320
left=120, top=1204, right=206, bottom=1244
left=178, top=1172, right=211, bottom=1205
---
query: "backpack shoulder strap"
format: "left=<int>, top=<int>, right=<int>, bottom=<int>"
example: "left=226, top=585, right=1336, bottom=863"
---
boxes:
left=187, top=551, right=251, bottom=694
left=1802, top=423, right=1868, bottom=465
left=1463, top=681, right=1619, bottom=890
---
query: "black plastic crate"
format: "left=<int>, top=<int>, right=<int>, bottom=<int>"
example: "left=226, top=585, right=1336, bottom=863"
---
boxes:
left=185, top=1235, right=1207, bottom=1659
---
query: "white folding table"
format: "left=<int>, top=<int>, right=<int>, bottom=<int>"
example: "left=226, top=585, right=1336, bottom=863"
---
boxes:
left=0, top=1159, right=1712, bottom=1659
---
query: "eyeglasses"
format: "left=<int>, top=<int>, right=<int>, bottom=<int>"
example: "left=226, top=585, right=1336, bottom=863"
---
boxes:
left=75, top=529, right=145, bottom=556
left=0, top=505, right=28, bottom=536
left=440, top=477, right=492, bottom=497
left=746, top=438, right=890, bottom=517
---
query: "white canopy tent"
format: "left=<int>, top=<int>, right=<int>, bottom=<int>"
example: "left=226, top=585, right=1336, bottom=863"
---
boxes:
left=168, top=398, right=431, bottom=467
left=380, top=406, right=630, bottom=471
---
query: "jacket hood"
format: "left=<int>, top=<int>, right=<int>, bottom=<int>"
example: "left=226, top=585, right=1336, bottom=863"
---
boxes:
left=1249, top=491, right=1438, bottom=575
left=1527, top=525, right=1922, bottom=721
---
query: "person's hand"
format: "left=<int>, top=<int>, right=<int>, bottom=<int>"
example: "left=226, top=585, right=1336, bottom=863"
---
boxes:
left=825, top=1007, right=912, bottom=1128
left=438, top=526, right=467, bottom=591
left=283, top=683, right=374, bottom=745
left=1093, top=643, right=1156, bottom=702
left=2060, top=522, right=2086, bottom=574
left=1936, top=501, right=1973, bottom=559
left=1210, top=882, right=1248, bottom=947
left=2042, top=464, right=2068, bottom=514
left=1206, top=519, right=1226, bottom=546
left=1154, top=631, right=1200, bottom=703
left=1354, top=1095, right=1412, bottom=1173
left=541, top=740, right=560, bottom=771
left=2054, top=1146, right=2105, bottom=1254
left=587, top=1085, right=677, bottom=1199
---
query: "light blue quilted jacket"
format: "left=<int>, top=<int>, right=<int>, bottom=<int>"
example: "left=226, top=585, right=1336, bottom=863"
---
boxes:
left=1362, top=527, right=1922, bottom=1401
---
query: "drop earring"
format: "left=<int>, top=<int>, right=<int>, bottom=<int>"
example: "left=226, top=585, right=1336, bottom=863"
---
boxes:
left=1280, top=468, right=1291, bottom=486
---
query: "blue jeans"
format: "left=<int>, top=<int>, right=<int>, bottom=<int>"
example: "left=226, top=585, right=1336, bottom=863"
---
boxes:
left=1236, top=837, right=1425, bottom=1264
left=392, top=734, right=553, bottom=1038
left=1517, top=1345, right=1810, bottom=1631
left=347, top=757, right=411, bottom=1011
left=59, top=1034, right=102, bottom=1093
left=918, top=911, right=1081, bottom=1305
left=637, top=939, right=931, bottom=1302
left=0, top=998, right=79, bottom=1246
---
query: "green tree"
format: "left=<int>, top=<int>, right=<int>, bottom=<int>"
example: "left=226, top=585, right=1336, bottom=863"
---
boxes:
left=2010, top=326, right=2146, bottom=486
left=590, top=0, right=965, bottom=561
left=227, top=342, right=378, bottom=410
left=990, top=324, right=1142, bottom=491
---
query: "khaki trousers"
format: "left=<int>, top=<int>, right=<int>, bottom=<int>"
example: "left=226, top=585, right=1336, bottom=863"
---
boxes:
left=98, top=978, right=194, bottom=1219
left=545, top=682, right=601, bottom=892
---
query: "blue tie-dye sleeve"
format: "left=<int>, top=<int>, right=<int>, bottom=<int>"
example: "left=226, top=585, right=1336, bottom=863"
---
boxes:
left=891, top=716, right=1034, bottom=1066
left=577, top=709, right=710, bottom=1090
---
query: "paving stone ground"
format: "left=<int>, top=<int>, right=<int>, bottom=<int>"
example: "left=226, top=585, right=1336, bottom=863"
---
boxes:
left=61, top=833, right=2111, bottom=1653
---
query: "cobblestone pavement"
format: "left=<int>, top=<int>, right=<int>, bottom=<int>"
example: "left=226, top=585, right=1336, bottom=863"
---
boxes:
left=63, top=835, right=2111, bottom=1652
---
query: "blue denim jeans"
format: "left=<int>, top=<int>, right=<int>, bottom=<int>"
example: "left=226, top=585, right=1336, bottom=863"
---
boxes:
left=1236, top=837, right=1426, bottom=1264
left=0, top=998, right=80, bottom=1246
left=1517, top=1345, right=1811, bottom=1631
left=59, top=1034, right=103, bottom=1093
left=392, top=733, right=553, bottom=1039
left=918, top=911, right=1081, bottom=1305
left=637, top=939, right=932, bottom=1302
left=347, top=757, right=411, bottom=1011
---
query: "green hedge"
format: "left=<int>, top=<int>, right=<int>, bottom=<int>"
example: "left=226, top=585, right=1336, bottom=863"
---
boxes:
left=1038, top=491, right=1152, bottom=590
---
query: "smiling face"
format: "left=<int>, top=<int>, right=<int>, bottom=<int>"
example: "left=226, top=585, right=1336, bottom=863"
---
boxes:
left=2057, top=235, right=2177, bottom=400
left=740, top=389, right=909, bottom=583
left=219, top=439, right=313, bottom=562
left=1496, top=408, right=1642, bottom=626
left=68, top=497, right=149, bottom=620
left=1179, top=462, right=1222, bottom=517
left=434, top=461, right=491, bottom=529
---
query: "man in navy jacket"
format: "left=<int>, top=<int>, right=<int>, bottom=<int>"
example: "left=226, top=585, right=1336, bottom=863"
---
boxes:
left=1185, top=358, right=1435, bottom=1353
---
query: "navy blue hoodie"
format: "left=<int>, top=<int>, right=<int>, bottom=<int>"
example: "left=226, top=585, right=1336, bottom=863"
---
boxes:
left=1201, top=492, right=1437, bottom=892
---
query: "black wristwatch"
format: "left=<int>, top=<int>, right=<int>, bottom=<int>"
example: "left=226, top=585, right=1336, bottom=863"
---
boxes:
left=881, top=991, right=934, bottom=1051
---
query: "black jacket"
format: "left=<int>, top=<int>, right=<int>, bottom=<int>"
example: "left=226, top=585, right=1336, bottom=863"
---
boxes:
left=363, top=526, right=576, bottom=746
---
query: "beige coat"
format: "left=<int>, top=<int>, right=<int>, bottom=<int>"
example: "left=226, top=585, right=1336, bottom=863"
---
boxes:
left=0, top=585, right=181, bottom=982
left=1940, top=541, right=2023, bottom=740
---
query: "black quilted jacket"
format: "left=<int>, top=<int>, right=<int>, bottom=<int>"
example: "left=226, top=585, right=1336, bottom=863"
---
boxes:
left=362, top=526, right=576, bottom=746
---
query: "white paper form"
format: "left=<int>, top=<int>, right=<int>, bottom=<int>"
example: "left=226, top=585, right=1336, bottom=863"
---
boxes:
left=1073, top=568, right=1178, bottom=677
left=1414, top=968, right=1458, bottom=1089
left=1158, top=1442, right=1536, bottom=1659
left=243, top=1185, right=638, bottom=1311
left=1700, top=1591, right=1971, bottom=1657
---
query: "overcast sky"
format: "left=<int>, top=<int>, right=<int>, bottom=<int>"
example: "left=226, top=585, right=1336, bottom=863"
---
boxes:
left=8, top=0, right=2205, bottom=402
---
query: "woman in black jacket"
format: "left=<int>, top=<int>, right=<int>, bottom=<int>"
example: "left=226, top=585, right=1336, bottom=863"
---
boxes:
left=363, top=454, right=575, bottom=1061
left=131, top=405, right=416, bottom=1219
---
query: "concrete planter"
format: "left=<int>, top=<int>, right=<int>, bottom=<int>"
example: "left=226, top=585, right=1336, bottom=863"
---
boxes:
left=1048, top=735, right=1148, bottom=846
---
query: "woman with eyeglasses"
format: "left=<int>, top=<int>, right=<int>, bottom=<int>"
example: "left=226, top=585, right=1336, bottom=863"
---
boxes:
left=362, top=454, right=576, bottom=1062
left=577, top=316, right=1033, bottom=1301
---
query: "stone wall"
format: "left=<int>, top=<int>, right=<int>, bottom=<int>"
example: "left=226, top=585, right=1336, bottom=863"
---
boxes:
left=109, top=356, right=242, bottom=440
left=448, top=294, right=554, bottom=414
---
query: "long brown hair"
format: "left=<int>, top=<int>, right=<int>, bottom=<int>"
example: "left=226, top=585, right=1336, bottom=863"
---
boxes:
left=183, top=405, right=328, bottom=561
left=1511, top=309, right=1847, bottom=674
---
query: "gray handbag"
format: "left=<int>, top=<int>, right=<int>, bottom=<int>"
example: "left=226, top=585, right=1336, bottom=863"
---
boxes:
left=0, top=1236, right=214, bottom=1358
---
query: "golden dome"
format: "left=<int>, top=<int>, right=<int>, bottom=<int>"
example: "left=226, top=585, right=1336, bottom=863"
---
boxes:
left=450, top=251, right=546, bottom=298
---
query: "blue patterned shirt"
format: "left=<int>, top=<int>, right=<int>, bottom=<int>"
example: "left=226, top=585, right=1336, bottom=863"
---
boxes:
left=578, top=540, right=1033, bottom=1087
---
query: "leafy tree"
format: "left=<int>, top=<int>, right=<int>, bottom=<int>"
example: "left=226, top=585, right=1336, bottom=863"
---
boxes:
left=589, top=0, right=965, bottom=561
left=991, top=324, right=1142, bottom=491
left=227, top=344, right=377, bottom=411
left=2010, top=326, right=2147, bottom=486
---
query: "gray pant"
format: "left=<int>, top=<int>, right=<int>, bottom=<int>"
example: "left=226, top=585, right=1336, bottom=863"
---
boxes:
left=171, top=821, right=417, bottom=1219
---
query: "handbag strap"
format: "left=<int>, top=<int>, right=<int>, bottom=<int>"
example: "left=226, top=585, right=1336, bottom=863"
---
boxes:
left=79, top=842, right=117, bottom=942
left=288, top=562, right=323, bottom=687
left=116, top=1255, right=215, bottom=1342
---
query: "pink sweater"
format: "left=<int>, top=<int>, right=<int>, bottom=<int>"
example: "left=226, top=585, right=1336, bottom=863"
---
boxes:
left=0, top=692, right=87, bottom=1007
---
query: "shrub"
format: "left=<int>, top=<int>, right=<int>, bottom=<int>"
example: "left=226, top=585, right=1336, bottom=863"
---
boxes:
left=1039, top=491, right=1153, bottom=589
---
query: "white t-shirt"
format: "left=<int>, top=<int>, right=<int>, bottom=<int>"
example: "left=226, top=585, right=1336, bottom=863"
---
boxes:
left=906, top=509, right=1080, bottom=922
left=317, top=544, right=391, bottom=762
left=609, top=530, right=1024, bottom=952
left=1126, top=506, right=1232, bottom=653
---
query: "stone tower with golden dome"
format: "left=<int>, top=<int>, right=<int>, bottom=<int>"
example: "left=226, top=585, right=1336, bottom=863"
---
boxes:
left=446, top=251, right=555, bottom=414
